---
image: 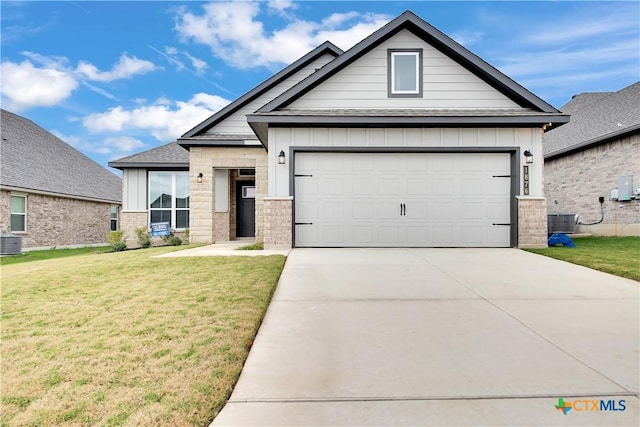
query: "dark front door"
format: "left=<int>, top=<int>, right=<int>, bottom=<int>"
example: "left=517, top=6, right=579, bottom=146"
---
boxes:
left=236, top=181, right=255, bottom=237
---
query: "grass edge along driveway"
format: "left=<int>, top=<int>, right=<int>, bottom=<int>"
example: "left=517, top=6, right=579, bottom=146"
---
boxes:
left=1, top=247, right=286, bottom=426
left=524, top=236, right=640, bottom=282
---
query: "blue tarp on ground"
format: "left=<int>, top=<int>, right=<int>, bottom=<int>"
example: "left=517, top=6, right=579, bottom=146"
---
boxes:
left=548, top=233, right=576, bottom=247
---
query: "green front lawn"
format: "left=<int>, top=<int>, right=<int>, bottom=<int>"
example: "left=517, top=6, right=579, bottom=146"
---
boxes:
left=0, top=246, right=112, bottom=265
left=1, top=247, right=286, bottom=426
left=525, top=236, right=640, bottom=281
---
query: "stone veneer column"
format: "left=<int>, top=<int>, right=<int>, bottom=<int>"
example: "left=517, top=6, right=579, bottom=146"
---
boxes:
left=189, top=146, right=267, bottom=244
left=517, top=196, right=548, bottom=248
left=263, top=197, right=293, bottom=248
left=121, top=211, right=148, bottom=248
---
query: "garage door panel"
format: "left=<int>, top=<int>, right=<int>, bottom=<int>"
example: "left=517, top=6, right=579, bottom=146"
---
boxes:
left=461, top=201, right=483, bottom=219
left=294, top=152, right=511, bottom=247
left=352, top=202, right=374, bottom=219
left=432, top=202, right=454, bottom=219
left=323, top=202, right=344, bottom=219
left=323, top=178, right=344, bottom=195
left=377, top=226, right=401, bottom=244
left=322, top=226, right=344, bottom=243
left=352, top=226, right=374, bottom=244
left=379, top=201, right=401, bottom=219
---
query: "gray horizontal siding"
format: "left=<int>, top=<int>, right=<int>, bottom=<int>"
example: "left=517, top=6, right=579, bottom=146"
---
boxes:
left=207, top=53, right=336, bottom=135
left=288, top=30, right=519, bottom=110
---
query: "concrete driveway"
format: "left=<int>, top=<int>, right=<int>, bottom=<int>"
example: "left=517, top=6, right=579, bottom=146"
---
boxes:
left=213, top=248, right=639, bottom=426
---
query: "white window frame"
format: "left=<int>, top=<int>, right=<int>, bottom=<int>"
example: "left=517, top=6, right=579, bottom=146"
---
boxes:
left=10, top=194, right=27, bottom=233
left=148, top=171, right=189, bottom=230
left=110, top=205, right=119, bottom=231
left=388, top=49, right=423, bottom=97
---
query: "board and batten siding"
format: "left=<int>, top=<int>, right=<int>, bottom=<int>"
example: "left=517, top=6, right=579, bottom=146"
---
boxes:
left=288, top=29, right=520, bottom=110
left=205, top=53, right=337, bottom=135
left=122, top=169, right=147, bottom=211
left=268, top=127, right=542, bottom=198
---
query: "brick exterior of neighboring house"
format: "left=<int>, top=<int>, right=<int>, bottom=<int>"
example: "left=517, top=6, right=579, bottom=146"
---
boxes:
left=544, top=82, right=640, bottom=236
left=0, top=110, right=122, bottom=250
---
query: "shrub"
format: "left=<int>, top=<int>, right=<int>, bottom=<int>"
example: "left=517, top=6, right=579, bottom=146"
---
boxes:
left=161, top=231, right=183, bottom=246
left=107, top=231, right=126, bottom=252
left=134, top=227, right=152, bottom=248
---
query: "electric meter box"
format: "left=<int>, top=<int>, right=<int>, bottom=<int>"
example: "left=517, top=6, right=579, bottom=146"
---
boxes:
left=618, top=175, right=633, bottom=201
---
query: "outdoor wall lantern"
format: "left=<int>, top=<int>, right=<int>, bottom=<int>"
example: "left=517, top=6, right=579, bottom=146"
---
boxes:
left=523, top=150, right=534, bottom=164
left=278, top=150, right=286, bottom=165
left=197, top=172, right=203, bottom=183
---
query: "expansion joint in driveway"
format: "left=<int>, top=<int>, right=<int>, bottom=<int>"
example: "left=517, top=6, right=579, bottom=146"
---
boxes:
left=228, top=391, right=635, bottom=404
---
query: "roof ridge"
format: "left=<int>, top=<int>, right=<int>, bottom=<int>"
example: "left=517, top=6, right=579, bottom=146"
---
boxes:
left=255, top=11, right=562, bottom=114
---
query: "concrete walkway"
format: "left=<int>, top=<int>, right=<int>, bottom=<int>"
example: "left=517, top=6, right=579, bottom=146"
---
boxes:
left=213, top=248, right=639, bottom=426
left=155, top=241, right=290, bottom=257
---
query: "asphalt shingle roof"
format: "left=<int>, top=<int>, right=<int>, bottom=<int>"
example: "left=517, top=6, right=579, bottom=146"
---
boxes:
left=544, top=81, right=640, bottom=157
left=108, top=141, right=189, bottom=169
left=0, top=109, right=121, bottom=203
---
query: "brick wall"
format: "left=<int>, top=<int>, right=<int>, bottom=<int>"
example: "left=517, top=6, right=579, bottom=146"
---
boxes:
left=544, top=133, right=640, bottom=236
left=264, top=197, right=293, bottom=247
left=0, top=190, right=117, bottom=249
left=518, top=197, right=548, bottom=248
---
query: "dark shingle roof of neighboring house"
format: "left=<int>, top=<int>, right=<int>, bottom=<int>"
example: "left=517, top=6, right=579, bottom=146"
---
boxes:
left=248, top=11, right=569, bottom=145
left=178, top=41, right=343, bottom=148
left=0, top=109, right=121, bottom=203
left=108, top=141, right=189, bottom=169
left=544, top=81, right=640, bottom=159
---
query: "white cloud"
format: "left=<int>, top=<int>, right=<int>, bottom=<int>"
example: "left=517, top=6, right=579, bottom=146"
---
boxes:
left=183, top=52, right=208, bottom=75
left=268, top=0, right=295, bottom=13
left=450, top=31, right=484, bottom=47
left=1, top=51, right=159, bottom=111
left=0, top=60, right=78, bottom=111
left=76, top=54, right=157, bottom=82
left=82, top=93, right=231, bottom=141
left=104, top=136, right=146, bottom=152
left=175, top=2, right=391, bottom=69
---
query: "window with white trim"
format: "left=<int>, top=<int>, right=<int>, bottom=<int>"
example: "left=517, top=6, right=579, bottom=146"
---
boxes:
left=10, top=195, right=26, bottom=232
left=110, top=205, right=118, bottom=231
left=388, top=49, right=423, bottom=97
left=149, top=172, right=189, bottom=229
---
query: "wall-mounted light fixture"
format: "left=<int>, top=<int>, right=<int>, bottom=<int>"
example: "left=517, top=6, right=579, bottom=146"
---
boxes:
left=277, top=150, right=286, bottom=165
left=523, top=150, right=533, bottom=164
left=197, top=172, right=203, bottom=183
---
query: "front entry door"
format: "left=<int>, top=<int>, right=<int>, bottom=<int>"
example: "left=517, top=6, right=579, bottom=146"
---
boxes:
left=236, top=181, right=255, bottom=237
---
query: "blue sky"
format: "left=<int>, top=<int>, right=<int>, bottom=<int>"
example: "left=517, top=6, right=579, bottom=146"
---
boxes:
left=2, top=1, right=638, bottom=173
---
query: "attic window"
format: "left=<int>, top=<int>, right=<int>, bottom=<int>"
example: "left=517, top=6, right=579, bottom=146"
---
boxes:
left=388, top=49, right=423, bottom=97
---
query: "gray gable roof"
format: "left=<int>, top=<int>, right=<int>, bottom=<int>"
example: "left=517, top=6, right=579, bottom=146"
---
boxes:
left=544, top=81, right=640, bottom=159
left=178, top=41, right=343, bottom=142
left=257, top=11, right=566, bottom=116
left=1, top=109, right=121, bottom=203
left=109, top=141, right=189, bottom=169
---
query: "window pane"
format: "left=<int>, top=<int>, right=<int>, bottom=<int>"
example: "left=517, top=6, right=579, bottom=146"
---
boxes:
left=150, top=210, right=171, bottom=226
left=394, top=54, right=417, bottom=92
left=110, top=219, right=118, bottom=231
left=11, top=196, right=25, bottom=213
left=11, top=214, right=25, bottom=232
left=176, top=210, right=189, bottom=229
left=149, top=173, right=172, bottom=208
left=110, top=206, right=118, bottom=219
left=175, top=173, right=190, bottom=208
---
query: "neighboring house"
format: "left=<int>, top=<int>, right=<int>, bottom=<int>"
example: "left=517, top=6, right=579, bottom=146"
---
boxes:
left=544, top=81, right=640, bottom=236
left=108, top=141, right=189, bottom=246
left=114, top=11, right=569, bottom=249
left=0, top=109, right=122, bottom=250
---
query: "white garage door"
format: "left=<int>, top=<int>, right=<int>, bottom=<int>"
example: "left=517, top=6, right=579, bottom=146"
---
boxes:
left=294, top=152, right=511, bottom=247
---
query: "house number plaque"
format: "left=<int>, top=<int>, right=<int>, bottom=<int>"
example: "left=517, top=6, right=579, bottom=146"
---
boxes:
left=523, top=165, right=530, bottom=196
